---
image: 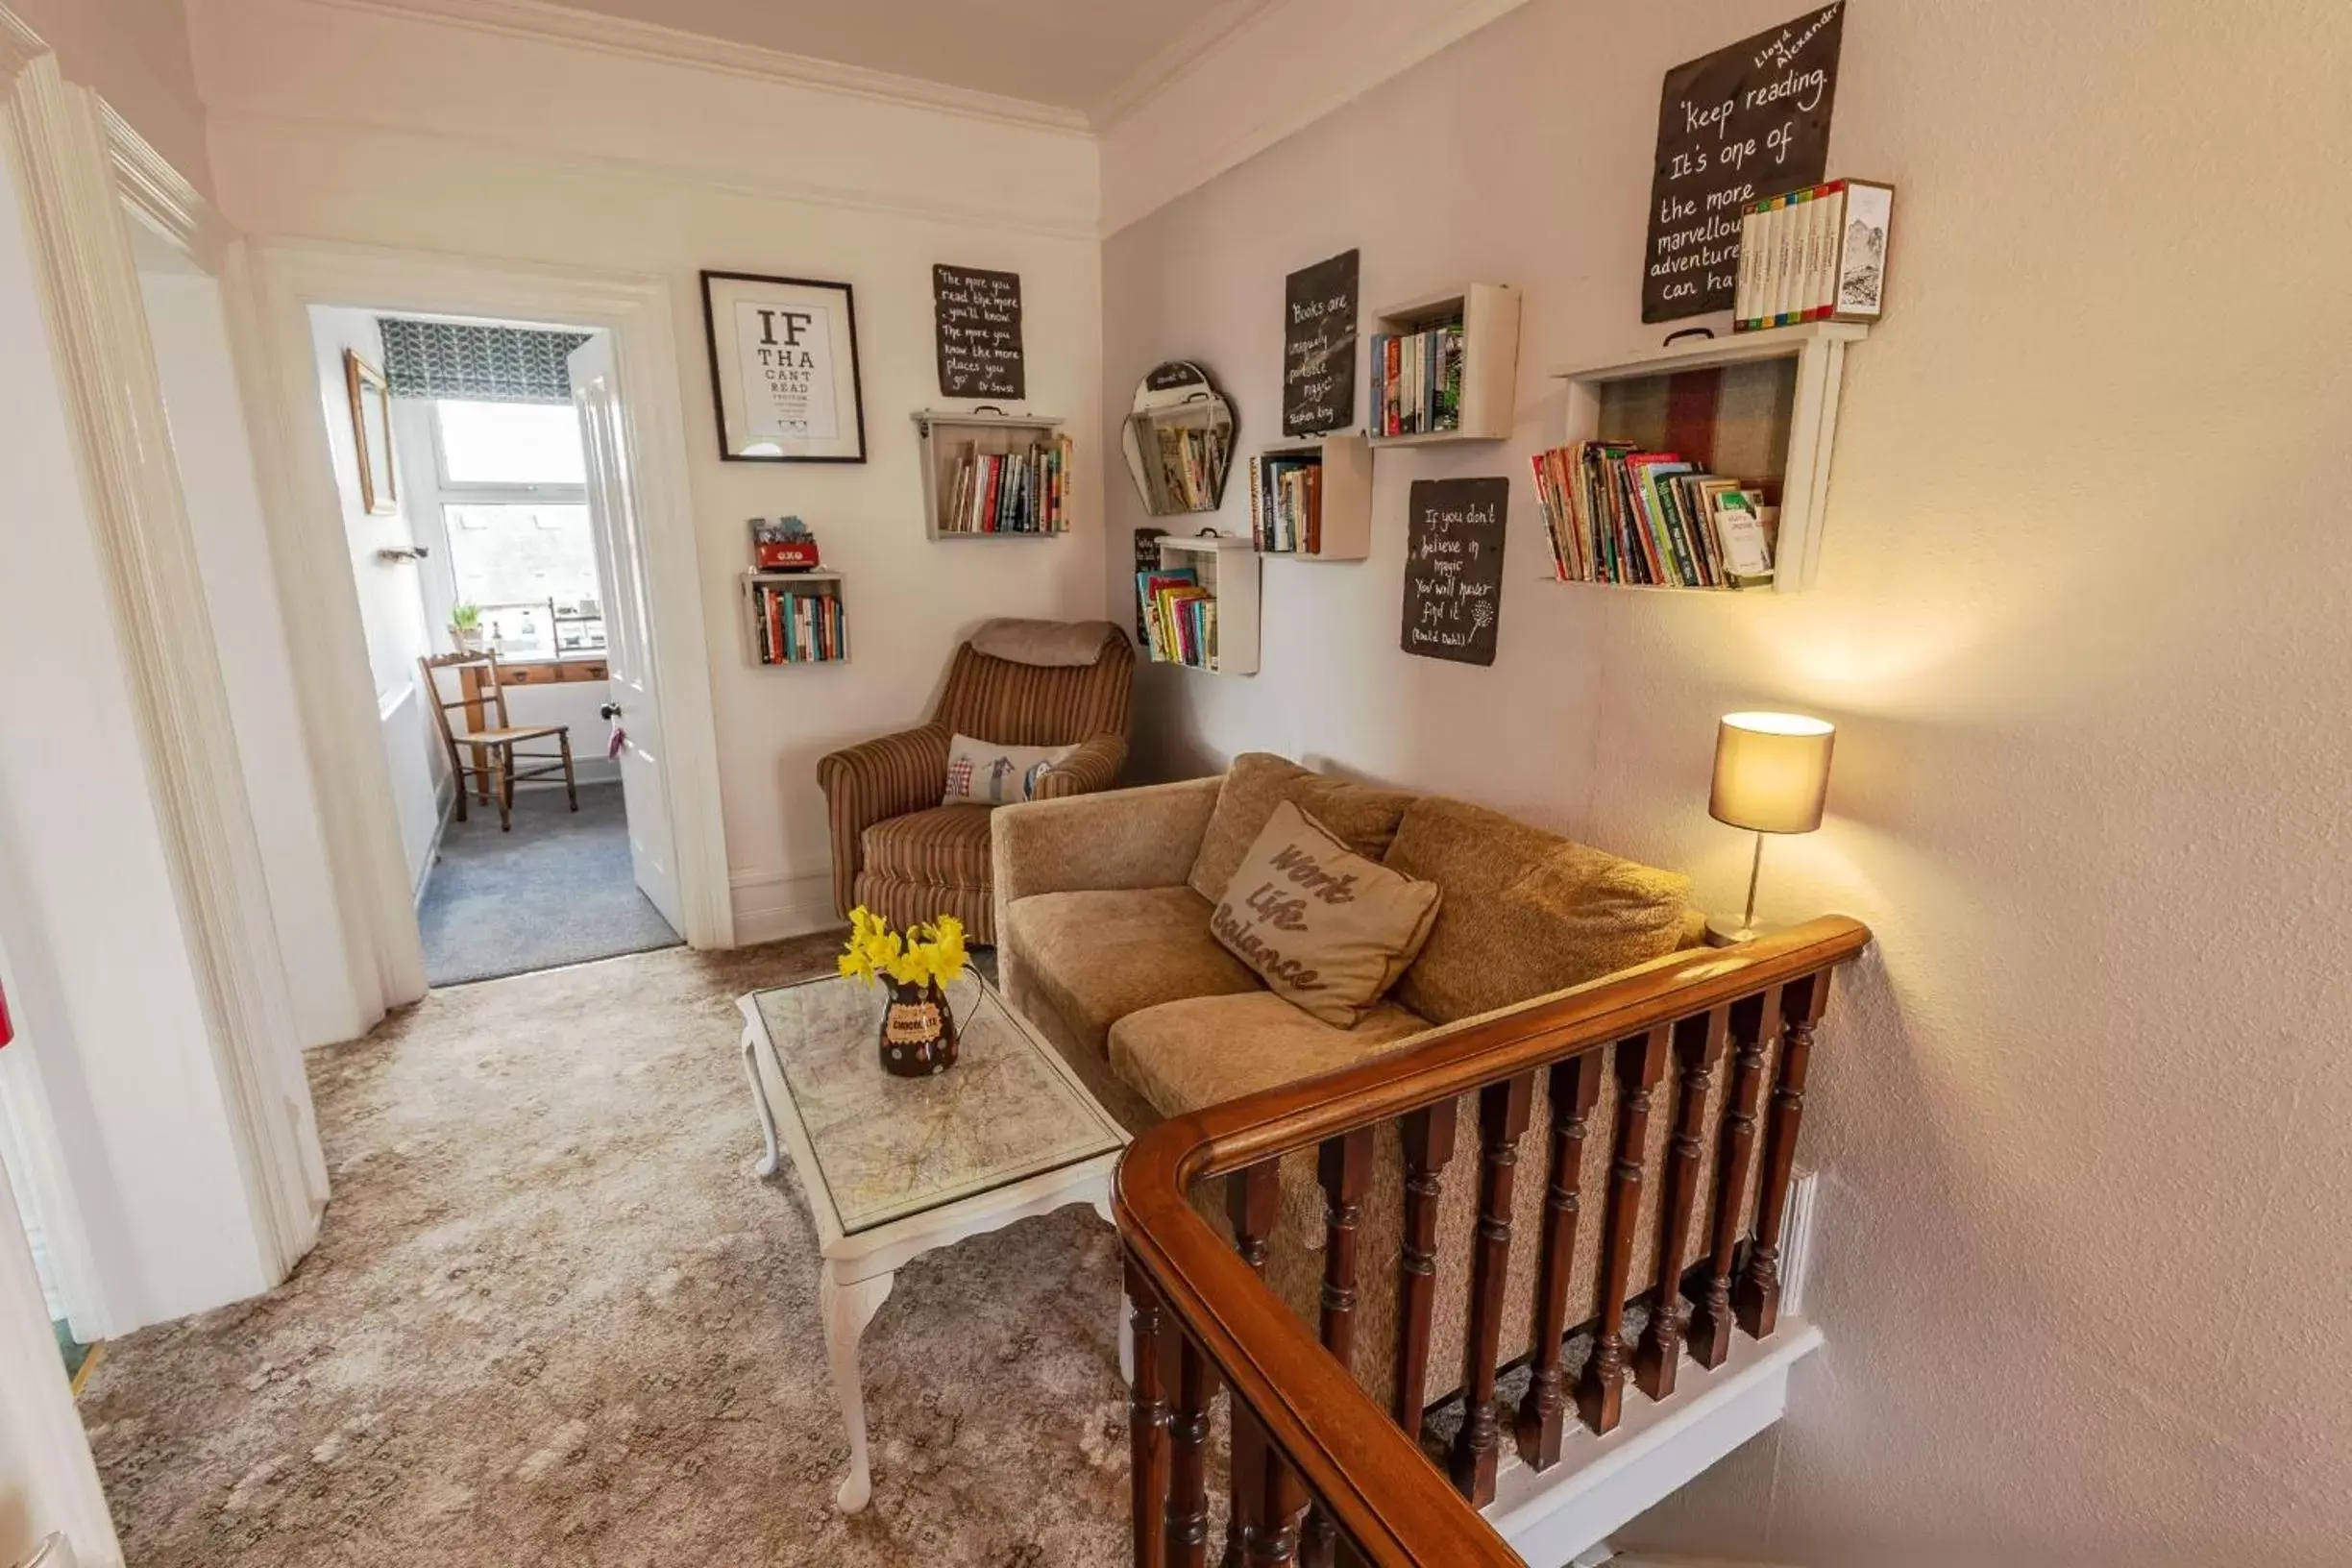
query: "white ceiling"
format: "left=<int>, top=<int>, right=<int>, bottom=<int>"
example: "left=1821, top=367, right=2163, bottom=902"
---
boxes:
left=522, top=0, right=1276, bottom=123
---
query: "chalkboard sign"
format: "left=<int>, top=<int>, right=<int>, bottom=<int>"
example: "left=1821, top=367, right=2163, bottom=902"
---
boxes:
left=933, top=264, right=1025, bottom=398
left=1282, top=248, right=1359, bottom=436
left=1401, top=478, right=1507, bottom=666
left=1642, top=4, right=1844, bottom=323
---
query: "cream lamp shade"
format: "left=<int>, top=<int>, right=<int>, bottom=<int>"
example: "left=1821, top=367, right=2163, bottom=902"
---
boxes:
left=1709, top=712, right=1835, bottom=835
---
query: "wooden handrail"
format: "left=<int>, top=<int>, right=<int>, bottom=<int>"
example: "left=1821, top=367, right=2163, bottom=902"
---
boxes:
left=1115, top=916, right=1871, bottom=1567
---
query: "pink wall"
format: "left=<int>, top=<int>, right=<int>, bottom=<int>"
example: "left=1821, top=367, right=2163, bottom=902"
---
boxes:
left=1102, top=1, right=2352, bottom=1562
left=8, top=0, right=208, bottom=194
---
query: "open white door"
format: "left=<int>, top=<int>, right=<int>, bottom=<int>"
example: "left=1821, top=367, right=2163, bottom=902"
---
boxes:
left=570, top=335, right=684, bottom=934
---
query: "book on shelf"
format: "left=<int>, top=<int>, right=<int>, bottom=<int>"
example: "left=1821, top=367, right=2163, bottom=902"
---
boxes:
left=1530, top=440, right=1776, bottom=589
left=1136, top=566, right=1216, bottom=667
left=1368, top=321, right=1465, bottom=436
left=941, top=434, right=1073, bottom=534
left=1734, top=179, right=1896, bottom=331
left=1248, top=451, right=1325, bottom=553
left=1131, top=415, right=1231, bottom=513
left=750, top=583, right=846, bottom=664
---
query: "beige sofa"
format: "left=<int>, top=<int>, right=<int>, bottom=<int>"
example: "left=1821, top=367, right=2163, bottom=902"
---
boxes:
left=994, top=754, right=1772, bottom=1409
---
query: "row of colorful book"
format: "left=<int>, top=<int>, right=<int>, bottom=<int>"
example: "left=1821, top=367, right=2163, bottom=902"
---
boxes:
left=1136, top=566, right=1216, bottom=668
left=1734, top=178, right=1895, bottom=331
left=1247, top=452, right=1324, bottom=553
left=1531, top=441, right=1776, bottom=589
left=1133, top=418, right=1231, bottom=513
left=1368, top=324, right=1464, bottom=436
left=942, top=436, right=1073, bottom=534
left=751, top=585, right=845, bottom=665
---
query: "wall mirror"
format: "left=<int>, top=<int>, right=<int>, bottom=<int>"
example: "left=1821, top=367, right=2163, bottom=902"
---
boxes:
left=1121, top=360, right=1235, bottom=516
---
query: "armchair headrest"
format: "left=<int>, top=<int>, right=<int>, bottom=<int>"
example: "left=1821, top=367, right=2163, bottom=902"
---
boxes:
left=968, top=618, right=1126, bottom=668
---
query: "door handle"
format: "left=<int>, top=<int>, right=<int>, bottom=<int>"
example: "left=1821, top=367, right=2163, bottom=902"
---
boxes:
left=600, top=702, right=622, bottom=721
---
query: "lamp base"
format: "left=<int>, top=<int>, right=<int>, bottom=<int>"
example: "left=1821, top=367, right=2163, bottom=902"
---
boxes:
left=1704, top=913, right=1767, bottom=947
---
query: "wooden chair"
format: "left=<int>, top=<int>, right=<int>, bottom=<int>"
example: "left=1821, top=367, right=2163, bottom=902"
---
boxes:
left=418, top=651, right=577, bottom=832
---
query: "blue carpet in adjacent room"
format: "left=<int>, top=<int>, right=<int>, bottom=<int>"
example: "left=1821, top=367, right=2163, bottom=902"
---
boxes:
left=418, top=780, right=682, bottom=987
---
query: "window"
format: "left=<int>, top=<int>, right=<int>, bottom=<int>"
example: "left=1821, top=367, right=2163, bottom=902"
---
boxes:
left=430, top=402, right=603, bottom=660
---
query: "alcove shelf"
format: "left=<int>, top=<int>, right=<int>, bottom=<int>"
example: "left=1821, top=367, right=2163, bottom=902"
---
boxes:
left=912, top=409, right=1072, bottom=539
left=1368, top=283, right=1522, bottom=446
left=1542, top=320, right=1868, bottom=593
left=740, top=570, right=846, bottom=666
left=1249, top=433, right=1372, bottom=560
left=1141, top=533, right=1259, bottom=675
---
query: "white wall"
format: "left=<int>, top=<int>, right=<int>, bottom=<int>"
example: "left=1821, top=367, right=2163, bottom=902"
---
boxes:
left=307, top=304, right=450, bottom=894
left=141, top=261, right=358, bottom=1049
left=0, top=138, right=274, bottom=1336
left=192, top=0, right=1107, bottom=943
left=1101, top=1, right=2352, bottom=1564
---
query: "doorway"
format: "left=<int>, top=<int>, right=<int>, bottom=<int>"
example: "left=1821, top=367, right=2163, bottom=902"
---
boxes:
left=308, top=307, right=685, bottom=987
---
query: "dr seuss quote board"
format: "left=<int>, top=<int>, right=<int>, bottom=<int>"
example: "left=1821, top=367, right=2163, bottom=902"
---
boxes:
left=1643, top=4, right=1845, bottom=322
left=1401, top=478, right=1507, bottom=667
left=932, top=264, right=1025, bottom=399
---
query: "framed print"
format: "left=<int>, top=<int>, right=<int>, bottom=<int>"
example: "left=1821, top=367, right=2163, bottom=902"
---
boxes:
left=343, top=349, right=398, bottom=515
left=700, top=271, right=868, bottom=463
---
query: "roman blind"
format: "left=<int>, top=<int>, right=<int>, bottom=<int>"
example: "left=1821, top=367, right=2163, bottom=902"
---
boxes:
left=378, top=318, right=593, bottom=404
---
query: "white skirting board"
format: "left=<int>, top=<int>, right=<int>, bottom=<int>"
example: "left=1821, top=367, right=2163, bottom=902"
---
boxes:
left=1491, top=1171, right=1822, bottom=1568
left=729, top=870, right=842, bottom=945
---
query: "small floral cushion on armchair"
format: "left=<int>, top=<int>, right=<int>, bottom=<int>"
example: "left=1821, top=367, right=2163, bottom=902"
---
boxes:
left=941, top=732, right=1077, bottom=806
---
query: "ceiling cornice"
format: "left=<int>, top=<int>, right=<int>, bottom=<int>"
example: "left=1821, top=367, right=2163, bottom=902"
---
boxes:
left=289, top=0, right=1096, bottom=137
left=1086, top=0, right=1272, bottom=129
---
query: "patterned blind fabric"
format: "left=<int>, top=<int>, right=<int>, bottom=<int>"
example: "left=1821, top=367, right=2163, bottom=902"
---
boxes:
left=378, top=318, right=594, bottom=404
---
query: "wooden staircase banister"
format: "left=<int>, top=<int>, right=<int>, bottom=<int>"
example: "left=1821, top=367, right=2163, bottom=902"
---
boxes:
left=1114, top=916, right=1872, bottom=1568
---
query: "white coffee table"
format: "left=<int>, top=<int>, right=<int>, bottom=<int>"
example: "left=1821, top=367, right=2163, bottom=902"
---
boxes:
left=738, top=970, right=1129, bottom=1512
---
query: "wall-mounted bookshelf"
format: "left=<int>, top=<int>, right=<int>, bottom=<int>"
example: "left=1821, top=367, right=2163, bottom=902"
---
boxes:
left=1140, top=534, right=1259, bottom=676
left=1249, top=433, right=1372, bottom=560
left=741, top=570, right=846, bottom=666
left=912, top=409, right=1071, bottom=538
left=1368, top=283, right=1522, bottom=446
left=1541, top=321, right=1867, bottom=594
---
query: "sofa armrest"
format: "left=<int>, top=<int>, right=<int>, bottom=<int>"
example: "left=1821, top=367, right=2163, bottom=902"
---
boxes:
left=817, top=723, right=950, bottom=919
left=992, top=775, right=1222, bottom=909
left=1032, top=733, right=1126, bottom=800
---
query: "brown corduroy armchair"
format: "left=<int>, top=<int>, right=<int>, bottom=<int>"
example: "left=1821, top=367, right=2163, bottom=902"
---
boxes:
left=817, top=619, right=1134, bottom=944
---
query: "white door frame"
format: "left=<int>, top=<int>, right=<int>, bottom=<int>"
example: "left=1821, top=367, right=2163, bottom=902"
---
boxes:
left=233, top=240, right=735, bottom=1014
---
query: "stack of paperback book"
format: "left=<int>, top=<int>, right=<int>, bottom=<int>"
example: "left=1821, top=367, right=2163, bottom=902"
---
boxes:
left=1733, top=178, right=1895, bottom=331
left=1135, top=565, right=1215, bottom=667
left=751, top=586, right=845, bottom=664
left=1531, top=441, right=1776, bottom=589
left=1368, top=322, right=1464, bottom=436
left=1131, top=418, right=1230, bottom=513
left=1248, top=451, right=1323, bottom=553
left=942, top=435, right=1073, bottom=534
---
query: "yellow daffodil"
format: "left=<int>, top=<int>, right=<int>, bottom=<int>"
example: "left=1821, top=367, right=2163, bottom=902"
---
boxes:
left=841, top=908, right=970, bottom=992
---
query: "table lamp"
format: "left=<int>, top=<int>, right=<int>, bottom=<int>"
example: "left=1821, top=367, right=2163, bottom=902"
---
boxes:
left=1706, top=711, right=1835, bottom=944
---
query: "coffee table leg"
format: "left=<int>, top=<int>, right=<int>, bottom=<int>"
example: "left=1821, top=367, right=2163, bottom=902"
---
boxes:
left=820, top=1262, right=894, bottom=1512
left=741, top=1026, right=780, bottom=1178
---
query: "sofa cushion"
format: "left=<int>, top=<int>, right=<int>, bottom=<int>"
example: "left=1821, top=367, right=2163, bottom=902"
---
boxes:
left=1384, top=796, right=1691, bottom=1024
left=1210, top=801, right=1442, bottom=1027
left=861, top=803, right=994, bottom=891
left=1110, top=991, right=1432, bottom=1119
left=1186, top=752, right=1418, bottom=904
left=999, top=886, right=1262, bottom=1058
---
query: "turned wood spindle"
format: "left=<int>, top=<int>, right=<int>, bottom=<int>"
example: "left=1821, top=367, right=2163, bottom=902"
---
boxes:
left=1576, top=1027, right=1670, bottom=1435
left=1634, top=1008, right=1727, bottom=1401
left=1690, top=988, right=1776, bottom=1369
left=1514, top=1052, right=1601, bottom=1471
left=1448, top=1073, right=1533, bottom=1507
left=1125, top=1255, right=1172, bottom=1568
left=1223, top=1164, right=1302, bottom=1568
left=1391, top=1101, right=1458, bottom=1439
left=1737, top=973, right=1828, bottom=1339
left=1166, top=1335, right=1216, bottom=1568
left=1302, top=1127, right=1374, bottom=1568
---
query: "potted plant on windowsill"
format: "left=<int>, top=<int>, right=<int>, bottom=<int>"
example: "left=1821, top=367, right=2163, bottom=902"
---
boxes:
left=450, top=602, right=484, bottom=654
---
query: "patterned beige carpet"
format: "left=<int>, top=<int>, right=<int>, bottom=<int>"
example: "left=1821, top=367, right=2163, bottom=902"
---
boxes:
left=80, top=938, right=1134, bottom=1567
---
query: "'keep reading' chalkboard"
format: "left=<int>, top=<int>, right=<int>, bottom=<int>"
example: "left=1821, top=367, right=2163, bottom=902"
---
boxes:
left=1282, top=249, right=1358, bottom=436
left=1642, top=4, right=1844, bottom=322
left=933, top=264, right=1025, bottom=399
left=1402, top=478, right=1507, bottom=667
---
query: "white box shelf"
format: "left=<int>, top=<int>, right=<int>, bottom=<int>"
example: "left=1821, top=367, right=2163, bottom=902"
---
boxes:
left=1145, top=533, right=1259, bottom=676
left=1368, top=283, right=1522, bottom=446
